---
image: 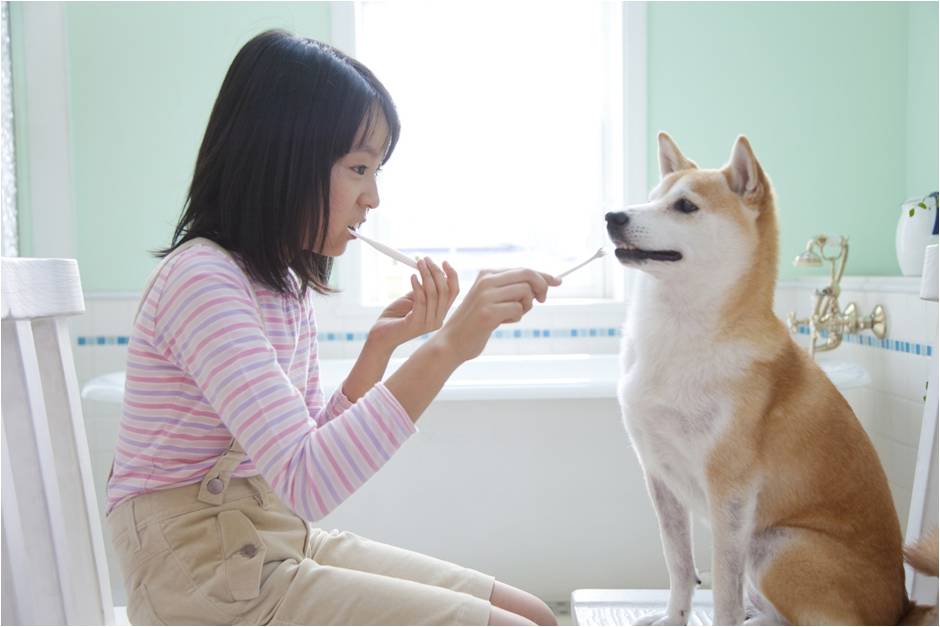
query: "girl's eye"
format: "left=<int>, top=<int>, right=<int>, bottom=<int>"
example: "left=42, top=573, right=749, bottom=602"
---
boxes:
left=352, top=165, right=368, bottom=175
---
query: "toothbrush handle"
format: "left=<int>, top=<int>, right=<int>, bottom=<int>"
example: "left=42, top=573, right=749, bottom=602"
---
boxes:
left=557, top=257, right=593, bottom=279
left=358, top=235, right=419, bottom=269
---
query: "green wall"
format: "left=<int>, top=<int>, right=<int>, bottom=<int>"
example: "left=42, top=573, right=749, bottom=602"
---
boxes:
left=68, top=2, right=330, bottom=292
left=11, top=2, right=938, bottom=289
left=906, top=1, right=939, bottom=197
left=648, top=1, right=937, bottom=279
left=12, top=2, right=331, bottom=290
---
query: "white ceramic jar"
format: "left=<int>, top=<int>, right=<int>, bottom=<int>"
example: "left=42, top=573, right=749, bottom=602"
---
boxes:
left=896, top=192, right=939, bottom=276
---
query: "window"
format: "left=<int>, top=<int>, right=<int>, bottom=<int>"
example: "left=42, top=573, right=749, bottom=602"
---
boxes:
left=348, top=2, right=626, bottom=306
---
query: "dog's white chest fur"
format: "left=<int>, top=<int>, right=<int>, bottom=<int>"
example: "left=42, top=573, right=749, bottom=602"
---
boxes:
left=617, top=292, right=753, bottom=515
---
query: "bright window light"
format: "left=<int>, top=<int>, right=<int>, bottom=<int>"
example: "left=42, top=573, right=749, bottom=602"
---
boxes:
left=353, top=2, right=623, bottom=305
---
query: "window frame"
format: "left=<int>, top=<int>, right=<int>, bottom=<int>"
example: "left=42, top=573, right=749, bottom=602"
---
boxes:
left=327, top=1, right=647, bottom=331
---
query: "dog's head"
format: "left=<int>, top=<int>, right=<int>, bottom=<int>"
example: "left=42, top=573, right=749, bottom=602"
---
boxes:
left=606, top=133, right=777, bottom=287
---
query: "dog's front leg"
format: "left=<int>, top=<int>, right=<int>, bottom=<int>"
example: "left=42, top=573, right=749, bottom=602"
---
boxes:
left=710, top=498, right=750, bottom=625
left=635, top=474, right=696, bottom=626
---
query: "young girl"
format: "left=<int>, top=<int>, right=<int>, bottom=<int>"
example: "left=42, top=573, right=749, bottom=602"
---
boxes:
left=106, top=30, right=560, bottom=626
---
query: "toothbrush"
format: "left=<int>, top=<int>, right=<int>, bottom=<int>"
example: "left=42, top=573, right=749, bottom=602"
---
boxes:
left=556, top=248, right=606, bottom=279
left=347, top=226, right=419, bottom=269
left=348, top=225, right=603, bottom=279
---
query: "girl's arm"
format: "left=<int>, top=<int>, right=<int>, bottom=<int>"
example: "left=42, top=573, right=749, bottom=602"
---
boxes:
left=304, top=338, right=392, bottom=428
left=154, top=248, right=416, bottom=521
left=340, top=338, right=394, bottom=402
left=310, top=265, right=561, bottom=425
left=385, top=267, right=561, bottom=419
left=318, top=257, right=459, bottom=420
left=304, top=323, right=393, bottom=427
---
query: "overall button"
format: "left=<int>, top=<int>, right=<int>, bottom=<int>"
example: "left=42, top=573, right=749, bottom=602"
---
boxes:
left=239, top=544, right=258, bottom=558
left=206, top=477, right=224, bottom=494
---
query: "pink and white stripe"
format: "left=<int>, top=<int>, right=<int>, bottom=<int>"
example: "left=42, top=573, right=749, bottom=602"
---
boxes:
left=106, top=244, right=415, bottom=521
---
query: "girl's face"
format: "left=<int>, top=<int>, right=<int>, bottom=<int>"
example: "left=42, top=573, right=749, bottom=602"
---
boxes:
left=319, top=112, right=390, bottom=257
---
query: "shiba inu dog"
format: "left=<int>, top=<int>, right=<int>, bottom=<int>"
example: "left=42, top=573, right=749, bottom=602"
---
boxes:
left=607, top=133, right=917, bottom=625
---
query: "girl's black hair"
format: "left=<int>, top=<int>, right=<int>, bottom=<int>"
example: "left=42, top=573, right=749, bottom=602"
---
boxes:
left=158, top=30, right=400, bottom=297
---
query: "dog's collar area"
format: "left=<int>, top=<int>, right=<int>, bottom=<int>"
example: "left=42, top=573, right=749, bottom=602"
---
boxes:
left=614, top=247, right=683, bottom=263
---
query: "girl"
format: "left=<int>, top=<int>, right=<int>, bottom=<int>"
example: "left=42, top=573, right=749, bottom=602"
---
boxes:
left=106, top=30, right=560, bottom=626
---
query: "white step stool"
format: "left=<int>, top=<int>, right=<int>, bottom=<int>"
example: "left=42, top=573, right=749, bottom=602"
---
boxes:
left=571, top=589, right=715, bottom=626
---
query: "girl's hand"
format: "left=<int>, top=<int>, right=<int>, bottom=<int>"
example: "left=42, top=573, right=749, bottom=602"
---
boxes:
left=435, top=268, right=561, bottom=363
left=367, top=257, right=459, bottom=353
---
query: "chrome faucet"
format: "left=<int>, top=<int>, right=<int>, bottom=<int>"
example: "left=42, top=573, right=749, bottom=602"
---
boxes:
left=786, top=234, right=887, bottom=357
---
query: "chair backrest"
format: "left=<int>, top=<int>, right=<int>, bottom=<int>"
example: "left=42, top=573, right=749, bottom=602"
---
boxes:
left=1, top=257, right=114, bottom=625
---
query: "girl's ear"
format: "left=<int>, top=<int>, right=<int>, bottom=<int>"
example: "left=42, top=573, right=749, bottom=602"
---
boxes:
left=658, top=132, right=698, bottom=178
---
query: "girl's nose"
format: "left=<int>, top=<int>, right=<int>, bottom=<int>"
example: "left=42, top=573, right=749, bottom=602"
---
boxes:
left=361, top=179, right=380, bottom=210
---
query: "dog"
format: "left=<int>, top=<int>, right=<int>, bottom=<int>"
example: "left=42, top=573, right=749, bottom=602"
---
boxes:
left=607, top=133, right=917, bottom=625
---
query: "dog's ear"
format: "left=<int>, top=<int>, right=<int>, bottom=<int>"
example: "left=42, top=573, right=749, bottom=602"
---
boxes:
left=658, top=132, right=698, bottom=178
left=724, top=135, right=766, bottom=198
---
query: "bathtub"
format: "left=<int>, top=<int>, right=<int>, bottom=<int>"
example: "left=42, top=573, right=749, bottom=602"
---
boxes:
left=81, top=353, right=870, bottom=606
left=82, top=352, right=870, bottom=404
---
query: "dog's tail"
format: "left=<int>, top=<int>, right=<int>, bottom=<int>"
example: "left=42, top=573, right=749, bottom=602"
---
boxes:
left=899, top=528, right=938, bottom=626
left=905, top=528, right=939, bottom=578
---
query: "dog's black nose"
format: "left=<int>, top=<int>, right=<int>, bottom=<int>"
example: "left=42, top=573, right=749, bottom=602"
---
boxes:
left=605, top=211, right=629, bottom=226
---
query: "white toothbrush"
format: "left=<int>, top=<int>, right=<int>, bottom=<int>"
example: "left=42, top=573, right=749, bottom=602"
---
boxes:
left=556, top=248, right=606, bottom=279
left=348, top=226, right=603, bottom=279
left=347, top=226, right=419, bottom=269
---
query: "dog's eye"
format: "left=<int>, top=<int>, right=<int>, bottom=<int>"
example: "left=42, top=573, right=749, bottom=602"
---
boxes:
left=674, top=198, right=699, bottom=214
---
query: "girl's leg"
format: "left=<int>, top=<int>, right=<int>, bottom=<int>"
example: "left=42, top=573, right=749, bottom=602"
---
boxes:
left=490, top=581, right=558, bottom=626
left=488, top=605, right=537, bottom=626
left=306, top=529, right=556, bottom=625
left=271, top=559, right=492, bottom=625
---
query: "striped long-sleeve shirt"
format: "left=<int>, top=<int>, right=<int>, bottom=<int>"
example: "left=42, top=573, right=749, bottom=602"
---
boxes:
left=105, top=242, right=416, bottom=521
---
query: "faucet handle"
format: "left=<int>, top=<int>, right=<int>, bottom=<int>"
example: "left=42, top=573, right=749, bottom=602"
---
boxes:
left=866, top=304, right=887, bottom=339
left=842, top=302, right=861, bottom=333
left=841, top=302, right=888, bottom=339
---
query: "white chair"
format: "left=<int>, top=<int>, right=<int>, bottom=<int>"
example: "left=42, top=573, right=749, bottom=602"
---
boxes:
left=1, top=257, right=115, bottom=625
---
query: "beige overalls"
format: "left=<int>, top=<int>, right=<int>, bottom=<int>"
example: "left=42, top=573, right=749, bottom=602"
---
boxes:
left=106, top=239, right=494, bottom=625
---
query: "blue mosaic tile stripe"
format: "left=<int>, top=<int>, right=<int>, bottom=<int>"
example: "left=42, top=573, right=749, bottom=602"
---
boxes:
left=73, top=329, right=623, bottom=347
left=795, top=325, right=932, bottom=357
left=77, top=336, right=130, bottom=346
left=321, top=328, right=624, bottom=342
left=75, top=327, right=934, bottom=357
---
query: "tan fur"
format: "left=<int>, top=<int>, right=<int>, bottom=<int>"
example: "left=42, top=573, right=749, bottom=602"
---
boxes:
left=904, top=528, right=939, bottom=578
left=644, top=135, right=909, bottom=624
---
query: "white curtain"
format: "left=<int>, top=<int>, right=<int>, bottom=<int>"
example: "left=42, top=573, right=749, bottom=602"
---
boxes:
left=1, top=1, right=18, bottom=257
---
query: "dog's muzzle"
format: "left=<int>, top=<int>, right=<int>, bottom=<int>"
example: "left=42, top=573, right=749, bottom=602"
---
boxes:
left=604, top=211, right=683, bottom=264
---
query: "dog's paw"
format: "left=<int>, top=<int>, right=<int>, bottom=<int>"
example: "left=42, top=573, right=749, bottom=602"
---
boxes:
left=632, top=609, right=689, bottom=626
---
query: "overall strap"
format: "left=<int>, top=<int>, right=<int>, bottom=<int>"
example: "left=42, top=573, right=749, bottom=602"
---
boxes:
left=197, top=438, right=249, bottom=505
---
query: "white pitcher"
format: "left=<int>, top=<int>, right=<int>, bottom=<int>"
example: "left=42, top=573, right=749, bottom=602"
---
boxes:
left=896, top=192, right=939, bottom=276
